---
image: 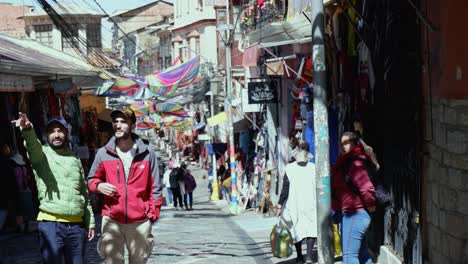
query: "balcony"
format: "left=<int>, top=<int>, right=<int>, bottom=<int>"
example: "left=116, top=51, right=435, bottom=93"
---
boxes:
left=239, top=0, right=333, bottom=48
left=239, top=0, right=286, bottom=35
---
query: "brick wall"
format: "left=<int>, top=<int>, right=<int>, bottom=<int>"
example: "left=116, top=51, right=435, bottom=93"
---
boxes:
left=424, top=97, right=468, bottom=263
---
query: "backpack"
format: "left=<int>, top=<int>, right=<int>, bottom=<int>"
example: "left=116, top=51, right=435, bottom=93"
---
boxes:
left=344, top=157, right=393, bottom=210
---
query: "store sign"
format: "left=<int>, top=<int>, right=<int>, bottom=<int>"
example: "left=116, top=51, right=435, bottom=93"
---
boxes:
left=51, top=78, right=74, bottom=94
left=198, top=134, right=212, bottom=141
left=242, top=88, right=261, bottom=112
left=0, top=74, right=34, bottom=92
left=247, top=81, right=277, bottom=104
left=205, top=0, right=226, bottom=6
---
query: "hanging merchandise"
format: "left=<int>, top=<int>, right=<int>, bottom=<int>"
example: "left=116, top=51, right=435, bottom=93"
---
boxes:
left=346, top=0, right=358, bottom=57
left=357, top=41, right=375, bottom=104
left=96, top=56, right=200, bottom=99
left=333, top=5, right=348, bottom=54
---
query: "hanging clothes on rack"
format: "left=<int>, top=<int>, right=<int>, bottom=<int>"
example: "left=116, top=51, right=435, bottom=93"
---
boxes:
left=346, top=0, right=358, bottom=57
left=357, top=41, right=376, bottom=105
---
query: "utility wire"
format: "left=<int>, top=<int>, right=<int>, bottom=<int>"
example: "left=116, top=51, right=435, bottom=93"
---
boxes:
left=49, top=0, right=141, bottom=72
left=36, top=0, right=120, bottom=77
left=53, top=0, right=118, bottom=68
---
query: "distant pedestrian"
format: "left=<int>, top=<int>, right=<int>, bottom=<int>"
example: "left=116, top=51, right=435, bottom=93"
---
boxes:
left=207, top=166, right=214, bottom=198
left=169, top=165, right=184, bottom=210
left=169, top=157, right=174, bottom=169
left=331, top=131, right=377, bottom=264
left=11, top=152, right=35, bottom=232
left=163, top=165, right=174, bottom=206
left=276, top=141, right=317, bottom=264
left=182, top=164, right=197, bottom=210
left=87, top=107, right=162, bottom=264
left=15, top=113, right=95, bottom=264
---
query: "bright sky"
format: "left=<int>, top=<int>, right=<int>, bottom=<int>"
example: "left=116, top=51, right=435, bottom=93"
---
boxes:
left=2, top=0, right=174, bottom=48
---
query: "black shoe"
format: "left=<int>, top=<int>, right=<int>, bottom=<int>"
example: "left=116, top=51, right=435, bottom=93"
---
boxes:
left=296, top=256, right=304, bottom=264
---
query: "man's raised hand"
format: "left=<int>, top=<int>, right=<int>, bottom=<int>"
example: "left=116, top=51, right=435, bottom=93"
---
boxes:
left=13, top=112, right=32, bottom=129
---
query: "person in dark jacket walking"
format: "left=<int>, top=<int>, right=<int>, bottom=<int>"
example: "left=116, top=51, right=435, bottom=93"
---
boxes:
left=331, top=131, right=377, bottom=264
left=181, top=164, right=197, bottom=210
left=169, top=166, right=184, bottom=210
left=87, top=107, right=162, bottom=264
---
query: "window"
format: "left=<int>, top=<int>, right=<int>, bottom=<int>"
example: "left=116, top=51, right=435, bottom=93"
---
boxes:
left=86, top=24, right=102, bottom=48
left=195, top=39, right=200, bottom=55
left=62, top=24, right=79, bottom=49
left=217, top=9, right=227, bottom=25
left=34, top=24, right=53, bottom=47
left=217, top=9, right=227, bottom=47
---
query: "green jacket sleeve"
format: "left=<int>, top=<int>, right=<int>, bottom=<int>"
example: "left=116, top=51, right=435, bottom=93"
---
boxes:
left=21, top=127, right=46, bottom=165
left=79, top=165, right=95, bottom=229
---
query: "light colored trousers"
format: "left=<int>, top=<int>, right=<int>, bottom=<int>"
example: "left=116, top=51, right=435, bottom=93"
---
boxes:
left=98, top=216, right=154, bottom=264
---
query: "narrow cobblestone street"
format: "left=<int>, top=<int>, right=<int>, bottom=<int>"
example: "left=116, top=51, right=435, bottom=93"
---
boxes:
left=147, top=164, right=274, bottom=264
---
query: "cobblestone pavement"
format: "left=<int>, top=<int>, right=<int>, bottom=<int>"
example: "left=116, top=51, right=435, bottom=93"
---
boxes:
left=147, top=163, right=274, bottom=264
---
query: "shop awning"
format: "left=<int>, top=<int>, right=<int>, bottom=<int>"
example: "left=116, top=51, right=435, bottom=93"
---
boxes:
left=0, top=34, right=99, bottom=77
left=259, top=37, right=311, bottom=48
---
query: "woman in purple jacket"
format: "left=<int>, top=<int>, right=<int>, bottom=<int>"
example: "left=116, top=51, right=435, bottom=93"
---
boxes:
left=182, top=164, right=197, bottom=210
left=331, top=131, right=378, bottom=264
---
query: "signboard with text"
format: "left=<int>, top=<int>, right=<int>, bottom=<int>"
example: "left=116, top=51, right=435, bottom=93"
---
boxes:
left=205, top=0, right=226, bottom=6
left=0, top=74, right=34, bottom=92
left=247, top=81, right=277, bottom=104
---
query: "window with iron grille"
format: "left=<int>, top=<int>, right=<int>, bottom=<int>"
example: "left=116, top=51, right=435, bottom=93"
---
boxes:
left=62, top=24, right=79, bottom=49
left=34, top=25, right=53, bottom=47
left=87, top=24, right=102, bottom=48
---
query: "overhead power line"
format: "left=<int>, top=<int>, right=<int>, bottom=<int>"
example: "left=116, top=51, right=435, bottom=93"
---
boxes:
left=90, top=0, right=151, bottom=57
left=34, top=0, right=117, bottom=70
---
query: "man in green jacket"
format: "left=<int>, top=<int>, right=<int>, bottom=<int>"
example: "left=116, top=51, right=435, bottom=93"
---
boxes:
left=15, top=112, right=95, bottom=264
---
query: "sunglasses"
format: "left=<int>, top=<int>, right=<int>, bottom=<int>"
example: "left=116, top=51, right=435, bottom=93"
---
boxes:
left=341, top=140, right=352, bottom=146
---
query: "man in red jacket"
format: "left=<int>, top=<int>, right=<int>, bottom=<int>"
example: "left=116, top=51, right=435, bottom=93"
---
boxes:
left=87, top=107, right=162, bottom=263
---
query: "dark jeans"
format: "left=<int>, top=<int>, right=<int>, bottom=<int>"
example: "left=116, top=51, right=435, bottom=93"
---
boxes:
left=295, top=237, right=316, bottom=261
left=184, top=192, right=193, bottom=208
left=38, top=221, right=87, bottom=264
left=170, top=187, right=183, bottom=208
left=221, top=186, right=231, bottom=202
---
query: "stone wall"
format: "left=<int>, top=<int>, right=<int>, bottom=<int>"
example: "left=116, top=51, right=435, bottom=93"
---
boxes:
left=424, top=97, right=468, bottom=263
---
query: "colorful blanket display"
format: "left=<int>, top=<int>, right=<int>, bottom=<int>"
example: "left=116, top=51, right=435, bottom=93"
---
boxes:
left=96, top=57, right=200, bottom=131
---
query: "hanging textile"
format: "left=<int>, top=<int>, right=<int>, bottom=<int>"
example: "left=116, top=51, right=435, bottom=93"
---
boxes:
left=347, top=0, right=358, bottom=57
left=96, top=56, right=200, bottom=99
